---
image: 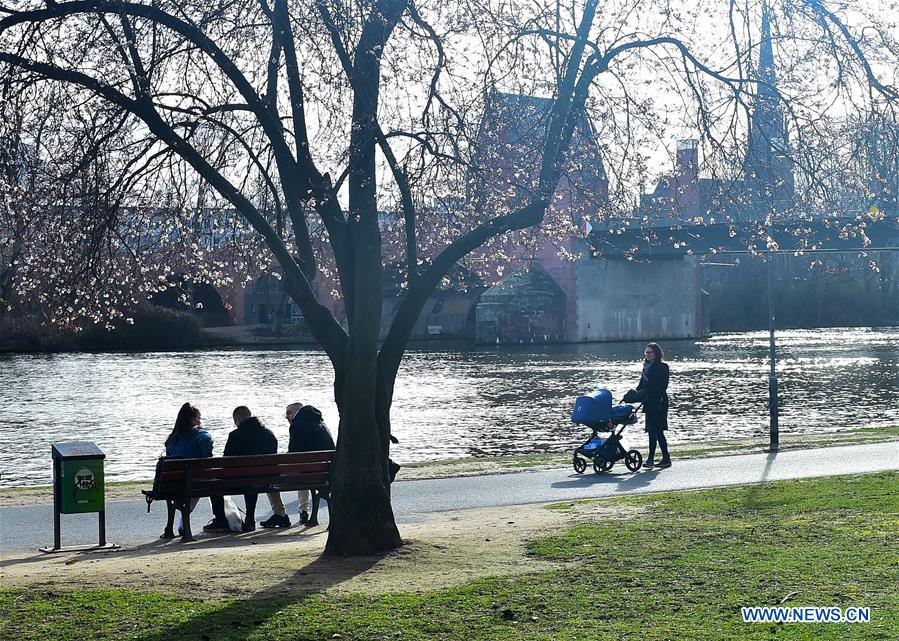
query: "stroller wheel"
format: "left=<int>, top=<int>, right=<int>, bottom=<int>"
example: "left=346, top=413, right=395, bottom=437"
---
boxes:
left=593, top=458, right=613, bottom=474
left=573, top=456, right=587, bottom=474
left=625, top=450, right=643, bottom=472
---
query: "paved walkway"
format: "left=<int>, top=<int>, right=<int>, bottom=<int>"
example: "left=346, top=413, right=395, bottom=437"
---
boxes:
left=2, top=442, right=896, bottom=553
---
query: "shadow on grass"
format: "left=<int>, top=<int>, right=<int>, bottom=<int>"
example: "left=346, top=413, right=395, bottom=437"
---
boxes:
left=134, top=546, right=385, bottom=641
left=741, top=452, right=778, bottom=511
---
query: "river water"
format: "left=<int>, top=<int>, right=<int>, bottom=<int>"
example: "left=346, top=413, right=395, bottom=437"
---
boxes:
left=1, top=327, right=897, bottom=487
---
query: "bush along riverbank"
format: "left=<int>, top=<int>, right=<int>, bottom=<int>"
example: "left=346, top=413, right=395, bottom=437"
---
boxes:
left=1, top=471, right=896, bottom=640
left=0, top=306, right=222, bottom=352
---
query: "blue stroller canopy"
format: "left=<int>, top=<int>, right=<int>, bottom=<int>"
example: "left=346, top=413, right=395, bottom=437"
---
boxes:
left=571, top=388, right=636, bottom=425
left=571, top=389, right=613, bottom=424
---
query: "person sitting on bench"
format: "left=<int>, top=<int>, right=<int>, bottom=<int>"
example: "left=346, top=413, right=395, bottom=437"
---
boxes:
left=261, top=402, right=334, bottom=528
left=164, top=402, right=228, bottom=534
left=222, top=406, right=279, bottom=532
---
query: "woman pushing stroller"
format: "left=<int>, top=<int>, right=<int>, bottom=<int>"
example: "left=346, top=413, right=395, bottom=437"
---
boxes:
left=624, top=342, right=671, bottom=468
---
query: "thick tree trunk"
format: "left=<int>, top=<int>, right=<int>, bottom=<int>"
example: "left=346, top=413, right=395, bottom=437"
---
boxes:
left=322, top=0, right=406, bottom=557
left=325, top=361, right=402, bottom=556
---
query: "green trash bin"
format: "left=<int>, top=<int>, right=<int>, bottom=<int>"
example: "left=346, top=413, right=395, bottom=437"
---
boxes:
left=41, top=441, right=118, bottom=553
left=55, top=443, right=106, bottom=514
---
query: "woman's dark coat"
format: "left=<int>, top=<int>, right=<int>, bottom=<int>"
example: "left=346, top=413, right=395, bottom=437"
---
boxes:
left=288, top=405, right=335, bottom=452
left=635, top=360, right=670, bottom=432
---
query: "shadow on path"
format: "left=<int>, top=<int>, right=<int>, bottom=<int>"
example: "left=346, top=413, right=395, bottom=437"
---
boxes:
left=550, top=468, right=661, bottom=493
left=0, top=523, right=328, bottom=570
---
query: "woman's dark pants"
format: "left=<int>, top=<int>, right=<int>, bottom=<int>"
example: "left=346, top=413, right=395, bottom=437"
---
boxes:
left=648, top=429, right=670, bottom=463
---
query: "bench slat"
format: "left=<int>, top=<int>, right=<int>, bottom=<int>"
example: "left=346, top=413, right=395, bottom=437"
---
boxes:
left=190, top=472, right=330, bottom=490
left=158, top=451, right=334, bottom=472
left=159, top=461, right=330, bottom=482
left=146, top=473, right=331, bottom=499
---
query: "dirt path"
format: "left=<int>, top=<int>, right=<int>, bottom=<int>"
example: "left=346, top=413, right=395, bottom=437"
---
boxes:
left=0, top=502, right=627, bottom=599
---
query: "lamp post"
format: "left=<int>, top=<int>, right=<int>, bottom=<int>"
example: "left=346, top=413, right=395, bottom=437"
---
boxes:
left=767, top=254, right=779, bottom=451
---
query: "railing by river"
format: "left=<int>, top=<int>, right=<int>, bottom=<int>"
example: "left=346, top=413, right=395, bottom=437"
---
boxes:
left=1, top=327, right=897, bottom=486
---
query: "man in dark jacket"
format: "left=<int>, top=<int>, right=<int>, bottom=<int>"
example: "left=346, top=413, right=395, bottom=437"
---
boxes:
left=261, top=402, right=335, bottom=528
left=287, top=403, right=335, bottom=453
left=224, top=406, right=278, bottom=532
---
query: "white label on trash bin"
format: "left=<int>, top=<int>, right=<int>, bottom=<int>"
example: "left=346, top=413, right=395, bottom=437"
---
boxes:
left=74, top=468, right=95, bottom=492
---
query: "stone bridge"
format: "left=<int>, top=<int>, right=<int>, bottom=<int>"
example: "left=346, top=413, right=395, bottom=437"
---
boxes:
left=588, top=216, right=899, bottom=260
left=554, top=215, right=899, bottom=343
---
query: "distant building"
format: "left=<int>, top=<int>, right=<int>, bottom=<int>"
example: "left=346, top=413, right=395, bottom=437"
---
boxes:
left=743, top=1, right=795, bottom=215
left=641, top=2, right=795, bottom=222
left=468, top=91, right=611, bottom=342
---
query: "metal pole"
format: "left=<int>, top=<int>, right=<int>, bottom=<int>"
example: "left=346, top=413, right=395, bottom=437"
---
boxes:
left=52, top=457, right=61, bottom=550
left=767, top=255, right=779, bottom=451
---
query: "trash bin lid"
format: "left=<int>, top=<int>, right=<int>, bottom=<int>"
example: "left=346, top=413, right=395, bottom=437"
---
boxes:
left=51, top=441, right=105, bottom=460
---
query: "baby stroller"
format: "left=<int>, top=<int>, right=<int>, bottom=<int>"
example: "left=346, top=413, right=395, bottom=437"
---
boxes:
left=570, top=388, right=644, bottom=474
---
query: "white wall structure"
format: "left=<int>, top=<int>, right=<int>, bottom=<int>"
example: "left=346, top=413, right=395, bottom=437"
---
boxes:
left=575, top=256, right=708, bottom=341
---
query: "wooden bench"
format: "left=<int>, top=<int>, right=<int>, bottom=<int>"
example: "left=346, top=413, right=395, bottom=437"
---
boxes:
left=142, top=450, right=334, bottom=541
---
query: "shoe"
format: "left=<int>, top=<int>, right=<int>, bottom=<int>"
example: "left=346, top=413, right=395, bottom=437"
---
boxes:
left=656, top=459, right=672, bottom=468
left=259, top=514, right=291, bottom=528
left=202, top=519, right=231, bottom=533
left=241, top=521, right=256, bottom=533
left=642, top=461, right=655, bottom=469
left=299, top=510, right=310, bottom=526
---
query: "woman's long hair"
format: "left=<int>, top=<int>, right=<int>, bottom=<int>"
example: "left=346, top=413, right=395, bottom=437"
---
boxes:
left=645, top=342, right=664, bottom=362
left=165, top=403, right=201, bottom=446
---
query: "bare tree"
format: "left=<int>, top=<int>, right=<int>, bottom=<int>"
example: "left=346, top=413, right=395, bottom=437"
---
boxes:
left=1, top=0, right=896, bottom=554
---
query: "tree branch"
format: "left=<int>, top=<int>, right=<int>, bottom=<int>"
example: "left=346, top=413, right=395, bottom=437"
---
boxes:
left=315, top=0, right=356, bottom=82
left=803, top=0, right=898, bottom=100
left=0, top=0, right=334, bottom=280
left=375, top=126, right=417, bottom=284
left=406, top=2, right=464, bottom=132
left=272, top=0, right=347, bottom=282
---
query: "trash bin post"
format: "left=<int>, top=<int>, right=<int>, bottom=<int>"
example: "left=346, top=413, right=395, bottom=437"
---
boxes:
left=52, top=456, right=62, bottom=551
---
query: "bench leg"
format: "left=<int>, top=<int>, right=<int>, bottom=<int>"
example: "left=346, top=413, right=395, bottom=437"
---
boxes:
left=308, top=490, right=320, bottom=527
left=160, top=500, right=176, bottom=539
left=180, top=507, right=195, bottom=542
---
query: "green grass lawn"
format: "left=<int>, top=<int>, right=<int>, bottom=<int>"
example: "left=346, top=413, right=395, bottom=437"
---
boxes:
left=2, top=472, right=896, bottom=640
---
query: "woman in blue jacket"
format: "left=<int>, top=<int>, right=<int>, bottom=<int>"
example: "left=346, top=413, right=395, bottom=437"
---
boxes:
left=164, top=403, right=213, bottom=458
left=163, top=403, right=228, bottom=533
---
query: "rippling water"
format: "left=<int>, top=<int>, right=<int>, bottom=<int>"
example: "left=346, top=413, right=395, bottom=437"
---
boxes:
left=1, top=327, right=897, bottom=486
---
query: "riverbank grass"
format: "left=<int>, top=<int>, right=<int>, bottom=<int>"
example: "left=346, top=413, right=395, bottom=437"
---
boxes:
left=2, top=471, right=896, bottom=640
